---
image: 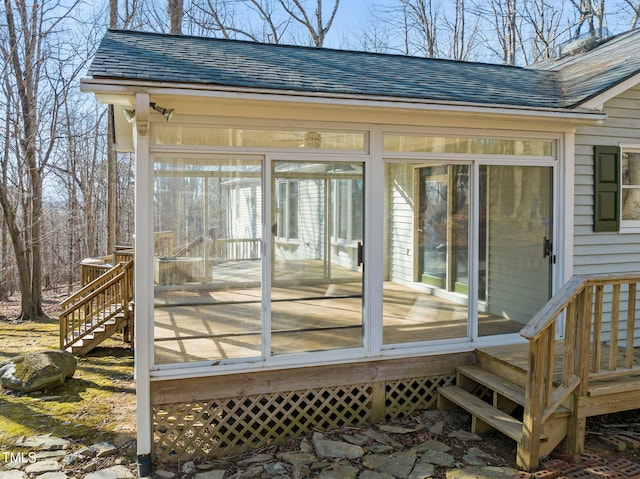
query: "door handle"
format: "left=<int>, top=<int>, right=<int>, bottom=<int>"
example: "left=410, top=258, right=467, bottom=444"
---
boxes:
left=543, top=236, right=552, bottom=259
left=357, top=242, right=364, bottom=267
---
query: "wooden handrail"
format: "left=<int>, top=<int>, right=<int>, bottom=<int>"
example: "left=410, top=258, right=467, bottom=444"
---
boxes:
left=62, top=262, right=125, bottom=310
left=518, top=272, right=640, bottom=470
left=60, top=260, right=133, bottom=351
left=519, top=276, right=587, bottom=341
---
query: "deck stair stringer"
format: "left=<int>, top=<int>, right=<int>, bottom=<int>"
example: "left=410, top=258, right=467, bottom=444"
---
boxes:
left=68, top=312, right=133, bottom=356
left=437, top=358, right=570, bottom=469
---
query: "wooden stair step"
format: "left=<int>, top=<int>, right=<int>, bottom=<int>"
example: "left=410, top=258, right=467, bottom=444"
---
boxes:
left=438, top=385, right=546, bottom=443
left=457, top=365, right=526, bottom=405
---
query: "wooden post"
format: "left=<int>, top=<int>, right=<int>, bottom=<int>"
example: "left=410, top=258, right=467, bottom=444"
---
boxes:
left=566, top=286, right=592, bottom=454
left=519, top=334, right=545, bottom=471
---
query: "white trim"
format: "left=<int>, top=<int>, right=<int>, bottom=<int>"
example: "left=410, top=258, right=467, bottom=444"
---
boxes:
left=579, top=72, right=640, bottom=110
left=619, top=145, right=640, bottom=232
left=148, top=334, right=527, bottom=382
left=368, top=126, right=385, bottom=356
left=81, top=78, right=608, bottom=123
left=561, top=132, right=574, bottom=287
left=469, top=161, right=480, bottom=342
left=134, top=94, right=153, bottom=458
left=263, top=156, right=272, bottom=361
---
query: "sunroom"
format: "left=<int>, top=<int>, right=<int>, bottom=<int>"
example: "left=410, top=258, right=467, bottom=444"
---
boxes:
left=81, top=29, right=614, bottom=467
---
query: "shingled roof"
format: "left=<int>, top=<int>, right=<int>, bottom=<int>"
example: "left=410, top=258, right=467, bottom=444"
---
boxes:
left=87, top=28, right=640, bottom=111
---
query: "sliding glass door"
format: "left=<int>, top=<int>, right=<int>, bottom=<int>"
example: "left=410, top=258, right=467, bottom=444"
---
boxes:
left=271, top=161, right=365, bottom=355
left=383, top=161, right=554, bottom=345
left=479, top=165, right=553, bottom=334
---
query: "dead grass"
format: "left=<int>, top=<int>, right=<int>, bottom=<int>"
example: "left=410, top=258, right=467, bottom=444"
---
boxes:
left=0, top=294, right=136, bottom=460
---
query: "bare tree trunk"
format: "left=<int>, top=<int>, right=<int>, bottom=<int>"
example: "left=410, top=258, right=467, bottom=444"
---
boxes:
left=625, top=0, right=640, bottom=27
left=402, top=0, right=439, bottom=57
left=169, top=0, right=184, bottom=34
left=2, top=0, right=46, bottom=320
left=524, top=0, right=564, bottom=62
left=571, top=0, right=606, bottom=39
left=0, top=81, right=10, bottom=302
left=445, top=0, right=478, bottom=61
left=278, top=0, right=340, bottom=46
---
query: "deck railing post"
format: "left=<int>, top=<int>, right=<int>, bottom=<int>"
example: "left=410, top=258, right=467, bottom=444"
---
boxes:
left=519, top=332, right=547, bottom=471
left=566, top=285, right=593, bottom=454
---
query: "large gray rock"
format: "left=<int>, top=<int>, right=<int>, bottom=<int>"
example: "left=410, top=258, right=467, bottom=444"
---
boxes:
left=0, top=350, right=76, bottom=393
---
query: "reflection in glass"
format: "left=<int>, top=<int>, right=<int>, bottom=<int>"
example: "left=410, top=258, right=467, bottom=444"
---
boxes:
left=479, top=165, right=552, bottom=333
left=383, top=163, right=469, bottom=345
left=622, top=151, right=640, bottom=221
left=271, top=161, right=364, bottom=354
left=153, top=157, right=263, bottom=364
left=382, top=163, right=553, bottom=344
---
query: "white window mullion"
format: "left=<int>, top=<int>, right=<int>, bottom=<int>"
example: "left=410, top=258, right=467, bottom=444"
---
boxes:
left=469, top=161, right=480, bottom=341
left=368, top=127, right=384, bottom=355
left=263, top=156, right=272, bottom=361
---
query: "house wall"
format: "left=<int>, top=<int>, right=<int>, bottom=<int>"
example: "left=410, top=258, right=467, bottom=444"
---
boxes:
left=574, top=84, right=640, bottom=342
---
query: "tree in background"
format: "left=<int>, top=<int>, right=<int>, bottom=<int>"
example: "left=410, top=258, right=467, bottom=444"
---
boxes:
left=0, top=0, right=86, bottom=320
left=523, top=0, right=565, bottom=62
left=624, top=0, right=640, bottom=27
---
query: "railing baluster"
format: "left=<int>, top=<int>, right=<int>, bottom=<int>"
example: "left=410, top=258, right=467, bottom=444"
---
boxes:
left=627, top=282, right=636, bottom=369
left=60, top=261, right=132, bottom=351
left=564, top=300, right=575, bottom=384
left=579, top=286, right=593, bottom=390
left=610, top=284, right=621, bottom=371
left=593, top=284, right=604, bottom=373
left=545, top=326, right=555, bottom=408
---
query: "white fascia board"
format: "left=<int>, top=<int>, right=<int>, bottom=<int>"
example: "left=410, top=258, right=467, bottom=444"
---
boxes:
left=80, top=78, right=608, bottom=124
left=579, top=72, right=640, bottom=110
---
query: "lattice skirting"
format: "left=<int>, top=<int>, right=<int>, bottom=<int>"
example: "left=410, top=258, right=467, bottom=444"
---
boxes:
left=153, top=374, right=455, bottom=462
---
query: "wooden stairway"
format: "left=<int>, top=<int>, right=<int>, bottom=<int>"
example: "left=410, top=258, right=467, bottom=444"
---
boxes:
left=438, top=346, right=570, bottom=468
left=65, top=311, right=133, bottom=356
left=60, top=251, right=134, bottom=356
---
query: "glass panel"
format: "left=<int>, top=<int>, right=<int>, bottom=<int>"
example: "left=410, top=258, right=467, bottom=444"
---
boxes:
left=153, top=126, right=367, bottom=151
left=384, top=134, right=552, bottom=156
left=383, top=163, right=469, bottom=344
left=479, top=165, right=552, bottom=335
left=153, top=157, right=263, bottom=364
left=622, top=151, right=640, bottom=221
left=271, top=161, right=364, bottom=354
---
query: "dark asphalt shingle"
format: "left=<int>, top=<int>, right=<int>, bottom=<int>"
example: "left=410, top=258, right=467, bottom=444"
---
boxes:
left=87, top=28, right=640, bottom=110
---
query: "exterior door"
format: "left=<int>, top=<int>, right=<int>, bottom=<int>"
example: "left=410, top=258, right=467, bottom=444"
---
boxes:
left=270, top=160, right=364, bottom=354
left=479, top=165, right=553, bottom=335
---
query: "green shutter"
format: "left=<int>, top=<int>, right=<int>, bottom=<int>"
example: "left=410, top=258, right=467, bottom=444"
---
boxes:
left=593, top=145, right=620, bottom=232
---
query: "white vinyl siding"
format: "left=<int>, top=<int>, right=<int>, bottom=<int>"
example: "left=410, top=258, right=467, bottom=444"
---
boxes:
left=230, top=183, right=262, bottom=240
left=274, top=179, right=323, bottom=262
left=386, top=163, right=415, bottom=284
left=574, top=85, right=640, bottom=273
left=574, top=85, right=640, bottom=344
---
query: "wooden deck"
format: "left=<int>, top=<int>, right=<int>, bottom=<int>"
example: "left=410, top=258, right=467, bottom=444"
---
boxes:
left=477, top=341, right=640, bottom=384
left=153, top=281, right=522, bottom=364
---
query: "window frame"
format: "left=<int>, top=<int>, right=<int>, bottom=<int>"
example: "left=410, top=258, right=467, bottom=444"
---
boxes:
left=331, top=178, right=364, bottom=245
left=275, top=178, right=300, bottom=242
left=620, top=145, right=640, bottom=232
